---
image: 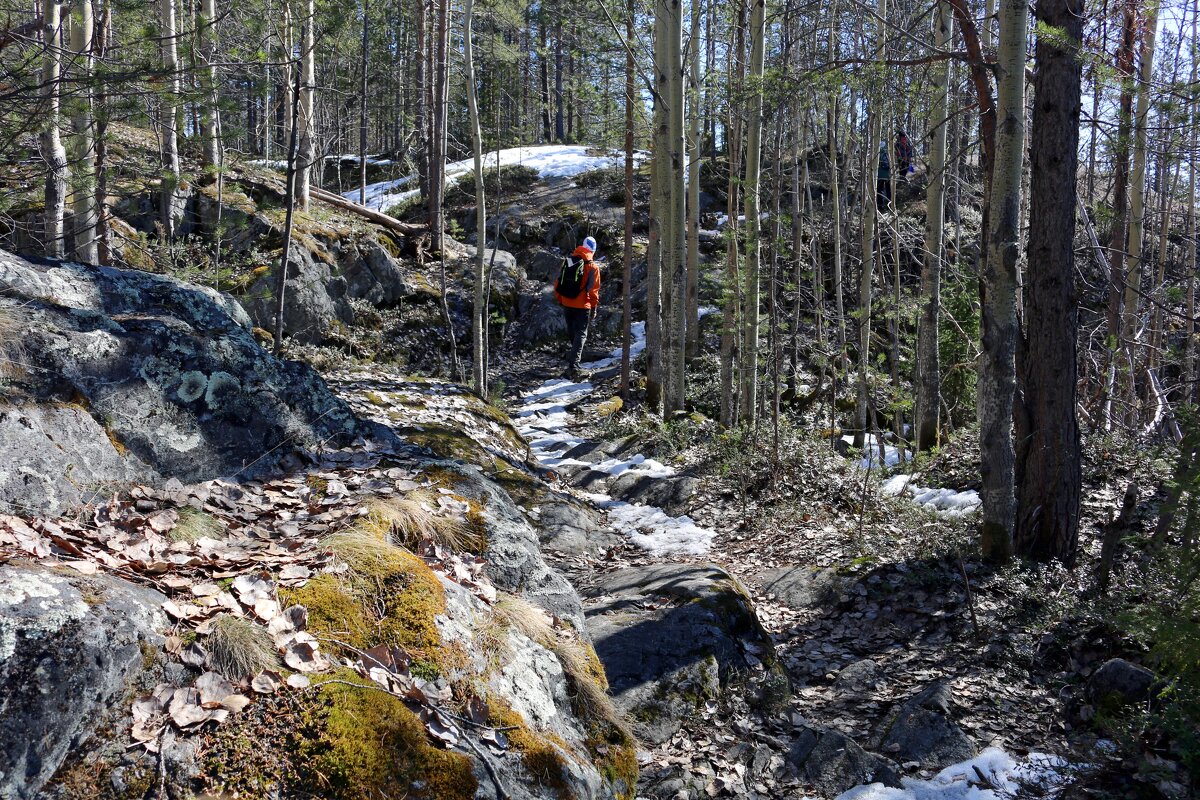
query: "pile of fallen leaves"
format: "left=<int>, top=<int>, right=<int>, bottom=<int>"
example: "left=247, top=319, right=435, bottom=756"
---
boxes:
left=0, top=442, right=505, bottom=756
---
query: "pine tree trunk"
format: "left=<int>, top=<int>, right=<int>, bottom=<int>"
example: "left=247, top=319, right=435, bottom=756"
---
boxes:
left=647, top=0, right=667, bottom=413
left=70, top=0, right=97, bottom=263
left=414, top=0, right=428, bottom=198
left=1015, top=0, right=1083, bottom=565
left=663, top=0, right=687, bottom=414
left=1120, top=0, right=1158, bottom=422
left=295, top=0, right=315, bottom=210
left=718, top=0, right=746, bottom=427
left=978, top=0, right=1028, bottom=562
left=739, top=0, right=766, bottom=426
left=464, top=0, right=486, bottom=395
left=827, top=0, right=845, bottom=357
left=94, top=0, right=112, bottom=264
left=1105, top=0, right=1136, bottom=430
left=916, top=0, right=952, bottom=451
left=1187, top=3, right=1198, bottom=405
left=160, top=0, right=182, bottom=238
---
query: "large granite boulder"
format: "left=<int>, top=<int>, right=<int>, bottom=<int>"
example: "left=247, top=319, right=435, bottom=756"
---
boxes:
left=583, top=563, right=790, bottom=744
left=0, top=249, right=386, bottom=513
left=0, top=561, right=167, bottom=799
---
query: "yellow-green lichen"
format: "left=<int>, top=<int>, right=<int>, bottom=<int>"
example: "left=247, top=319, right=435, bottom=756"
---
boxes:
left=488, top=696, right=576, bottom=798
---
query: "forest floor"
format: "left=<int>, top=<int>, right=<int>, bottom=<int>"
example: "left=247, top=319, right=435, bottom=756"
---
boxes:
left=492, top=327, right=1160, bottom=798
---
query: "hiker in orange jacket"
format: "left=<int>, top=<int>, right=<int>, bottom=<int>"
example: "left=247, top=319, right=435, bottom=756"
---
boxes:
left=554, top=236, right=601, bottom=379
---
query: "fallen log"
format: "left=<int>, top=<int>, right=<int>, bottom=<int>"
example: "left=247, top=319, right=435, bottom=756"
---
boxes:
left=308, top=186, right=424, bottom=237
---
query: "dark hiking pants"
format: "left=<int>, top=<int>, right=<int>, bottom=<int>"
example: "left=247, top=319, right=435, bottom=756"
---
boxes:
left=563, top=306, right=591, bottom=370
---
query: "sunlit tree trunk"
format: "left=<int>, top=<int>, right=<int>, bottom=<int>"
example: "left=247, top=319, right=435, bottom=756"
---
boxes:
left=70, top=0, right=97, bottom=263
left=647, top=0, right=667, bottom=412
left=1120, top=0, right=1158, bottom=422
left=853, top=0, right=886, bottom=449
left=685, top=0, right=702, bottom=359
left=359, top=0, right=370, bottom=204
left=978, top=0, right=1028, bottom=561
left=739, top=0, right=766, bottom=425
left=198, top=0, right=220, bottom=168
left=160, top=0, right=182, bottom=237
left=916, top=0, right=952, bottom=451
left=1104, top=0, right=1136, bottom=429
left=1015, top=0, right=1083, bottom=565
left=662, top=0, right=688, bottom=414
left=465, top=0, right=486, bottom=395
left=1187, top=4, right=1199, bottom=405
left=621, top=0, right=635, bottom=397
left=718, top=0, right=746, bottom=427
left=294, top=0, right=315, bottom=210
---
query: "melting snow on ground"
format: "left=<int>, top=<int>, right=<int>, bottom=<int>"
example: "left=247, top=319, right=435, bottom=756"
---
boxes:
left=881, top=475, right=981, bottom=516
left=843, top=433, right=913, bottom=469
left=346, top=145, right=648, bottom=211
left=834, top=748, right=1076, bottom=800
left=513, top=325, right=714, bottom=556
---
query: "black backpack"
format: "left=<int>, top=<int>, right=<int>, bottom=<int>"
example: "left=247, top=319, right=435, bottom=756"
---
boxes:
left=556, top=257, right=587, bottom=299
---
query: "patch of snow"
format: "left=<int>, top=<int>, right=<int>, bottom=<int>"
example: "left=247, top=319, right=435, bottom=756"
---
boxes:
left=584, top=493, right=714, bottom=556
left=880, top=474, right=980, bottom=517
left=514, top=317, right=713, bottom=556
left=348, top=145, right=649, bottom=211
left=843, top=434, right=913, bottom=469
left=835, top=748, right=1076, bottom=800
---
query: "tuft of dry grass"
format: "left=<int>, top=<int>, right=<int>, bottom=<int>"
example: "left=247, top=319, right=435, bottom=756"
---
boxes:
left=207, top=614, right=278, bottom=680
left=361, top=491, right=480, bottom=553
left=321, top=524, right=408, bottom=575
left=169, top=507, right=225, bottom=543
left=496, top=596, right=633, bottom=743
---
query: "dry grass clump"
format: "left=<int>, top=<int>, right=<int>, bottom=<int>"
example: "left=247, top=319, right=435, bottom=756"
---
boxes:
left=321, top=524, right=409, bottom=575
left=362, top=491, right=480, bottom=553
left=207, top=614, right=278, bottom=680
left=496, top=596, right=632, bottom=742
left=169, top=507, right=225, bottom=543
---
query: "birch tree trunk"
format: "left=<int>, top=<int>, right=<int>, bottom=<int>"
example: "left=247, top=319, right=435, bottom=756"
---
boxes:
left=1120, top=0, right=1158, bottom=422
left=294, top=0, right=316, bottom=210
left=684, top=0, right=702, bottom=359
left=70, top=0, right=97, bottom=263
left=739, top=0, right=766, bottom=426
left=978, top=0, right=1028, bottom=561
left=1015, top=0, right=1084, bottom=565
left=915, top=0, right=952, bottom=451
left=198, top=0, right=220, bottom=168
left=160, top=0, right=182, bottom=238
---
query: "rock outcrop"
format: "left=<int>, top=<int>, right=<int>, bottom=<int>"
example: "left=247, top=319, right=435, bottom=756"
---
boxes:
left=0, top=249, right=383, bottom=514
left=0, top=561, right=168, bottom=799
left=583, top=563, right=790, bottom=745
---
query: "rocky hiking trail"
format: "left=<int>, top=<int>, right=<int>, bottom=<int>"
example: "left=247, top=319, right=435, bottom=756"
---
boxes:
left=474, top=325, right=1114, bottom=799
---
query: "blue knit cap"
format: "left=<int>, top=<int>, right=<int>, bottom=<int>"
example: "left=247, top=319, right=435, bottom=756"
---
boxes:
left=583, top=236, right=597, bottom=253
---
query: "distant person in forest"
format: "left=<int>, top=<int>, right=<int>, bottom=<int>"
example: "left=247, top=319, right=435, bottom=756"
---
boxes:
left=876, top=143, right=892, bottom=210
left=554, top=236, right=601, bottom=379
left=895, top=129, right=914, bottom=180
